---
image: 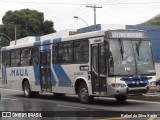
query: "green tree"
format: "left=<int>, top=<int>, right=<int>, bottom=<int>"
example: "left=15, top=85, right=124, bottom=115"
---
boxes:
left=0, top=9, right=56, bottom=46
left=142, top=14, right=160, bottom=25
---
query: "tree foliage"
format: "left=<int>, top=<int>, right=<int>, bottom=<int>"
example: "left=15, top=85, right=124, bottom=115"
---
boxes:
left=0, top=9, right=56, bottom=46
left=142, top=14, right=160, bottom=25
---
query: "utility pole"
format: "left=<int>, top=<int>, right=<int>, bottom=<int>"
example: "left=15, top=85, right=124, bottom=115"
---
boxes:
left=86, top=5, right=102, bottom=31
left=15, top=25, right=17, bottom=45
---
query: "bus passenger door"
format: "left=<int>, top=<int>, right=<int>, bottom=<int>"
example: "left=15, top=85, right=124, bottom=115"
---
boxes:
left=40, top=50, right=52, bottom=92
left=91, top=44, right=107, bottom=94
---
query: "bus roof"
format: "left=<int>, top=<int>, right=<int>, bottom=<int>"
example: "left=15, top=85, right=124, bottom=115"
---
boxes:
left=1, top=30, right=105, bottom=51
left=1, top=29, right=147, bottom=51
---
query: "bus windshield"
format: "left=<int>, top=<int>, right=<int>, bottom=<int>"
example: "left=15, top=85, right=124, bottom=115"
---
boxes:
left=109, top=39, right=155, bottom=75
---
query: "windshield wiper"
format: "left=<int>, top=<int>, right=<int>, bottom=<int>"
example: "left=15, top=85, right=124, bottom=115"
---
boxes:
left=118, top=39, right=124, bottom=59
left=136, top=39, right=142, bottom=58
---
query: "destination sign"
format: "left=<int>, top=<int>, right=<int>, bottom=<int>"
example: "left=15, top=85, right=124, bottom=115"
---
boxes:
left=108, top=31, right=147, bottom=38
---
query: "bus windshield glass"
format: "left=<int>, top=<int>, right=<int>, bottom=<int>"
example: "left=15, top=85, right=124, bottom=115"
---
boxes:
left=109, top=39, right=155, bottom=75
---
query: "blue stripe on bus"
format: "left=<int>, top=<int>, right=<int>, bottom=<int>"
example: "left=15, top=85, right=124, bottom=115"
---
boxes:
left=53, top=64, right=71, bottom=87
left=41, top=40, right=56, bottom=86
left=50, top=70, right=56, bottom=86
left=42, top=39, right=50, bottom=45
left=42, top=40, right=51, bottom=50
left=2, top=65, right=7, bottom=84
left=43, top=45, right=50, bottom=50
left=34, top=66, right=40, bottom=85
left=33, top=41, right=41, bottom=46
left=52, top=38, right=61, bottom=43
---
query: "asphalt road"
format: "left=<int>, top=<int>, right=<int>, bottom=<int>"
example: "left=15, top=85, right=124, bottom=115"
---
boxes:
left=0, top=88, right=160, bottom=120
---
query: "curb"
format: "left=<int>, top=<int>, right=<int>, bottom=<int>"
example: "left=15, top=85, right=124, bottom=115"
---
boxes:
left=128, top=93, right=160, bottom=102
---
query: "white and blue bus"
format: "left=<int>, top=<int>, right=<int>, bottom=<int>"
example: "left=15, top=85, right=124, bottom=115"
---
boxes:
left=1, top=30, right=156, bottom=103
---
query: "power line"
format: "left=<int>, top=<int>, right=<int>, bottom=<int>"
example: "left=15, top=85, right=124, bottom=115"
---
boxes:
left=53, top=6, right=84, bottom=21
left=97, top=0, right=128, bottom=5
left=0, top=0, right=85, bottom=5
left=102, top=1, right=160, bottom=6
left=0, top=0, right=160, bottom=5
left=54, top=9, right=92, bottom=23
left=54, top=8, right=92, bottom=22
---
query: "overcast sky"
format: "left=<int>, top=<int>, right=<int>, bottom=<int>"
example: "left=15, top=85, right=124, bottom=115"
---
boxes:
left=0, top=0, right=160, bottom=31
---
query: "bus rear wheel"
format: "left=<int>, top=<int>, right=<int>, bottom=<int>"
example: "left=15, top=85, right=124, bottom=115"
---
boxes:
left=78, top=83, right=93, bottom=104
left=23, top=81, right=39, bottom=98
left=115, top=95, right=127, bottom=102
left=23, top=81, right=32, bottom=98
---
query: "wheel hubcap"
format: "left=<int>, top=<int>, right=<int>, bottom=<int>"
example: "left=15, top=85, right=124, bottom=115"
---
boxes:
left=80, top=88, right=88, bottom=100
left=24, top=85, right=29, bottom=95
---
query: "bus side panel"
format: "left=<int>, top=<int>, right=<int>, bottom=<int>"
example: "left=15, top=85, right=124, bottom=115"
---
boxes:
left=30, top=65, right=41, bottom=91
left=3, top=67, right=24, bottom=90
left=51, top=64, right=89, bottom=94
left=2, top=66, right=41, bottom=91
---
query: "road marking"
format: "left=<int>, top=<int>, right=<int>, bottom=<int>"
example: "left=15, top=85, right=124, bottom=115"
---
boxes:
left=0, top=88, right=22, bottom=92
left=97, top=97, right=160, bottom=105
left=147, top=114, right=160, bottom=120
left=57, top=104, right=86, bottom=110
left=127, top=99, right=160, bottom=105
left=1, top=97, right=19, bottom=101
left=148, top=116, right=156, bottom=120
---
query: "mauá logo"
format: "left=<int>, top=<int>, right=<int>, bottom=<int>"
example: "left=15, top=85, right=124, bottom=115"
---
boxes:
left=10, top=68, right=28, bottom=76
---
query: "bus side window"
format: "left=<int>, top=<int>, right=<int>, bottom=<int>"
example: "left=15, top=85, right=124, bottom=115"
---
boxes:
left=58, top=43, right=72, bottom=63
left=10, top=50, right=20, bottom=67
left=2, top=51, right=10, bottom=67
left=21, top=48, right=31, bottom=66
left=52, top=44, right=58, bottom=64
left=73, top=40, right=89, bottom=63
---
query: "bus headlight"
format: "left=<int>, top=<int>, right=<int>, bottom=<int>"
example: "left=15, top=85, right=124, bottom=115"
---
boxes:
left=111, top=83, right=126, bottom=88
left=149, top=81, right=156, bottom=86
left=148, top=81, right=156, bottom=91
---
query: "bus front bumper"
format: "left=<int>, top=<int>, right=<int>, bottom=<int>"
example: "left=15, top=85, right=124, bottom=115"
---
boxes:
left=108, top=85, right=148, bottom=96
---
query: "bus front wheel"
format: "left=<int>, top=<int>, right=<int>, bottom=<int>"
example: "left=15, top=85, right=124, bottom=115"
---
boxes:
left=78, top=83, right=93, bottom=104
left=115, top=95, right=127, bottom=102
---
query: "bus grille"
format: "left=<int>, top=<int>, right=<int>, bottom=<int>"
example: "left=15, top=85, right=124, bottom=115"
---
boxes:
left=127, top=83, right=147, bottom=88
left=127, top=89, right=147, bottom=94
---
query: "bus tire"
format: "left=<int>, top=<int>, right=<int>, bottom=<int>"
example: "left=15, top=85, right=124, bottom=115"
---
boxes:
left=23, top=81, right=32, bottom=98
left=54, top=93, right=65, bottom=97
left=78, top=83, right=93, bottom=104
left=115, top=95, right=127, bottom=102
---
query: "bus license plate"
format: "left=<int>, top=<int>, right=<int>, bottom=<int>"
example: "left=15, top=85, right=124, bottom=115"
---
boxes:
left=149, top=86, right=156, bottom=90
